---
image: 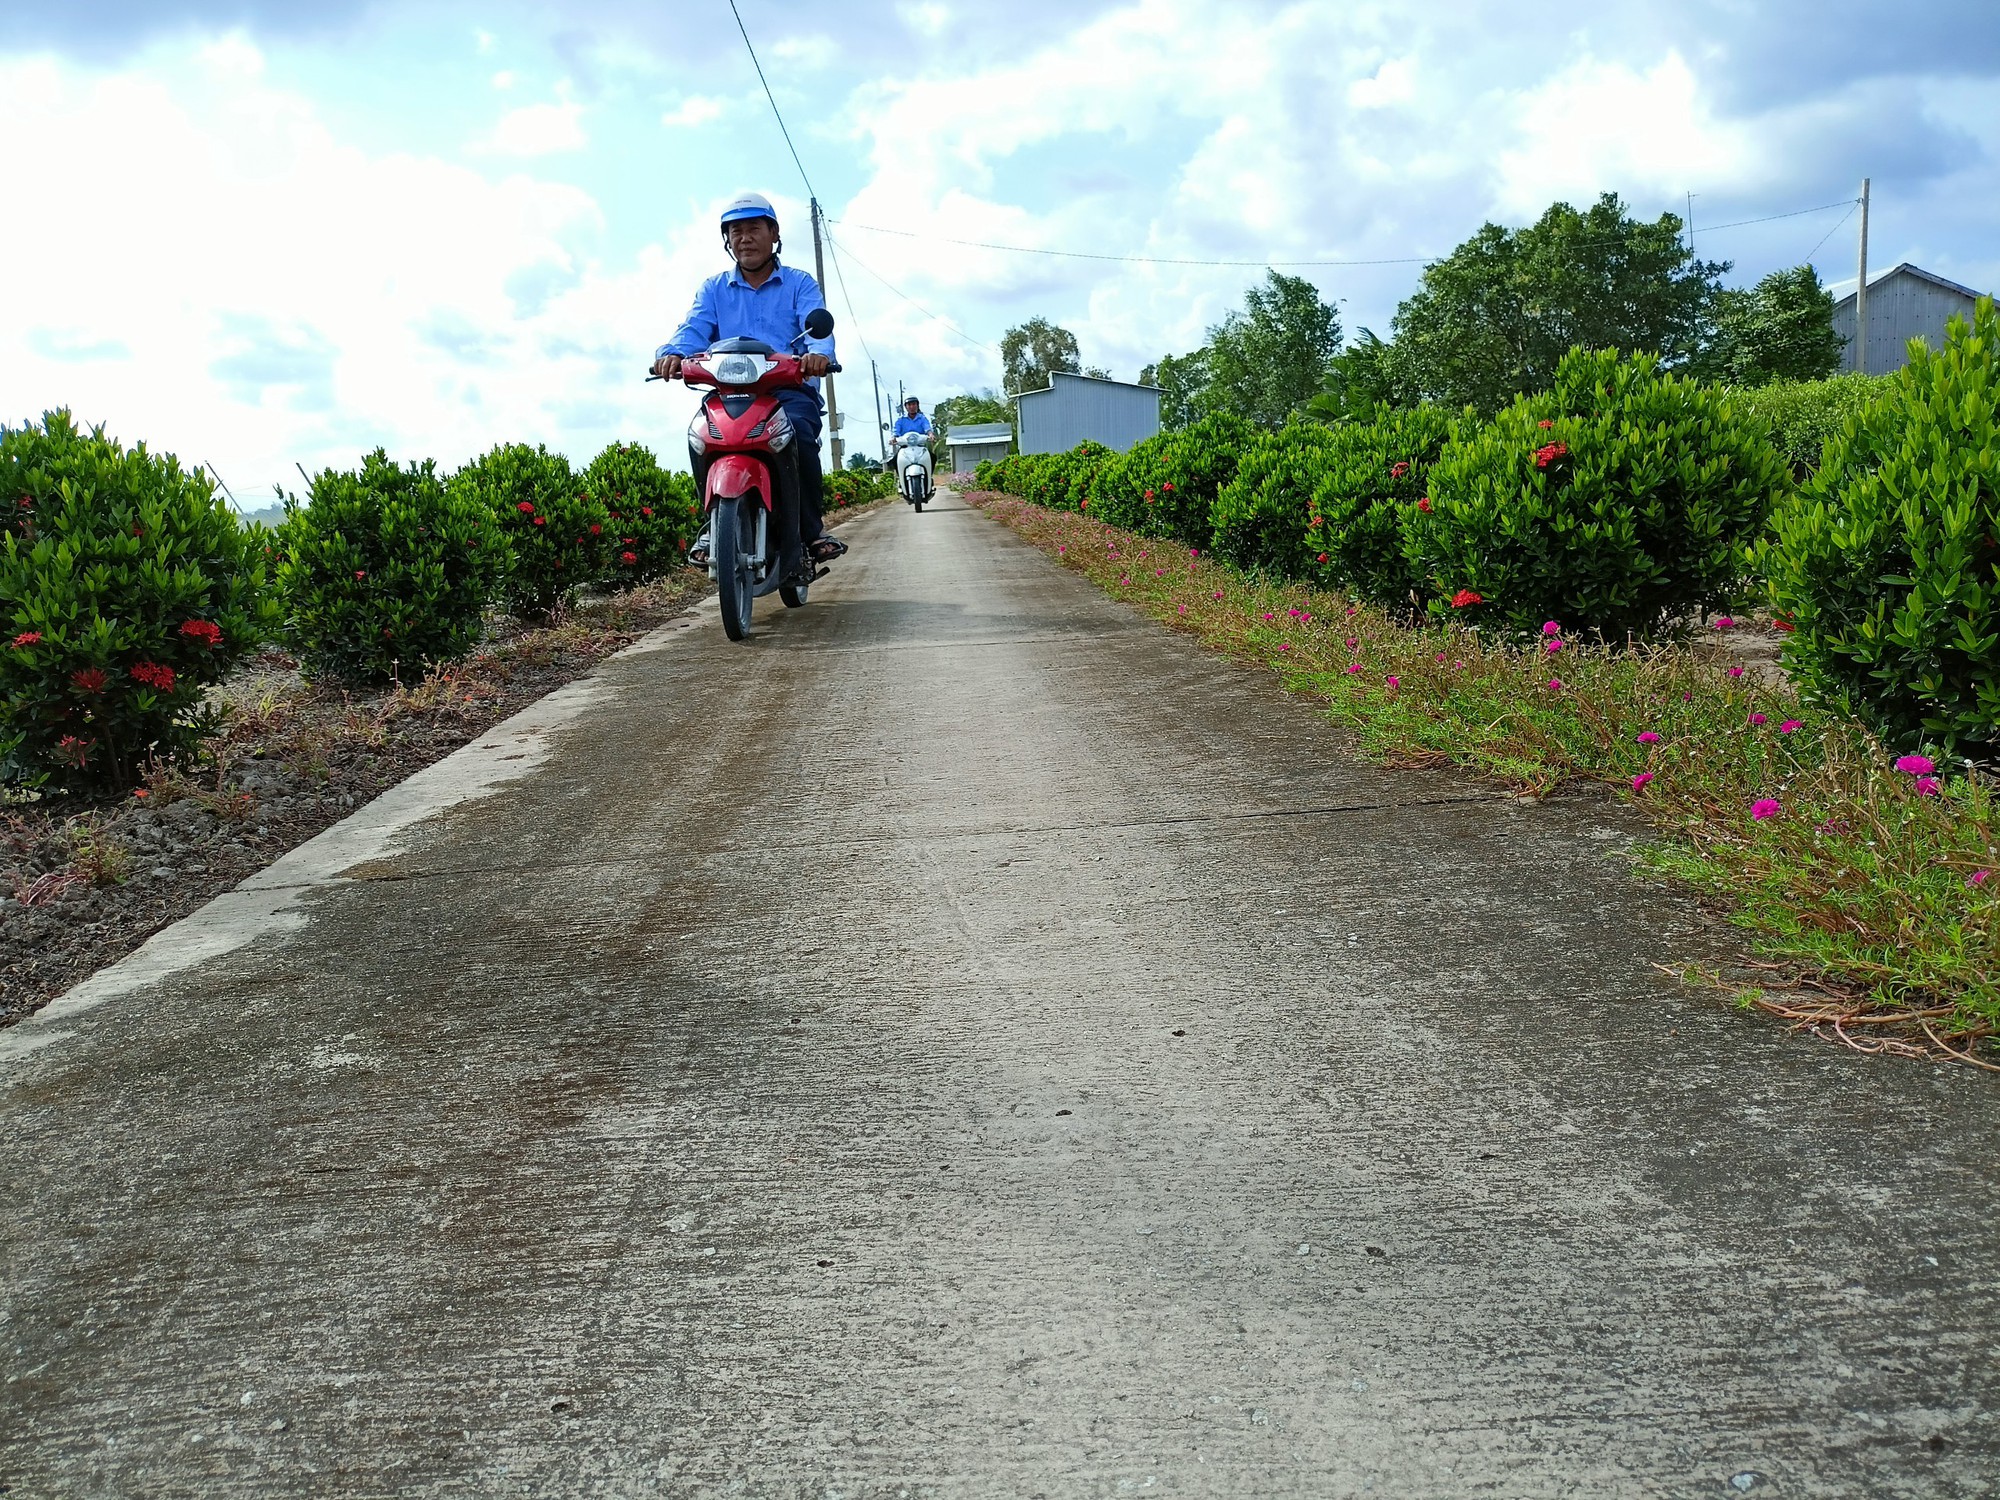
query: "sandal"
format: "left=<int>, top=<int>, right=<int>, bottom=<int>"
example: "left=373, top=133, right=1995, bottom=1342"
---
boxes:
left=808, top=535, right=848, bottom=563
left=688, top=532, right=711, bottom=567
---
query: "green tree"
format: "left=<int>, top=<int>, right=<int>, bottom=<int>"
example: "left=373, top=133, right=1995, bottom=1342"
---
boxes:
left=933, top=391, right=1012, bottom=435
left=1701, top=264, right=1844, bottom=386
left=1001, top=317, right=1081, bottom=395
left=1139, top=350, right=1211, bottom=431
left=1391, top=193, right=1727, bottom=414
left=1198, top=271, right=1342, bottom=429
left=1307, top=329, right=1418, bottom=423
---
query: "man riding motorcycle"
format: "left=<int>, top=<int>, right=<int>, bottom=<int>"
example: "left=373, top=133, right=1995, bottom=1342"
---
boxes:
left=893, top=395, right=931, bottom=442
left=652, top=192, right=846, bottom=566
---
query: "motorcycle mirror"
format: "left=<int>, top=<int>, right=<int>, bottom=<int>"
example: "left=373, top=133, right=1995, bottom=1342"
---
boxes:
left=802, top=308, right=835, bottom=339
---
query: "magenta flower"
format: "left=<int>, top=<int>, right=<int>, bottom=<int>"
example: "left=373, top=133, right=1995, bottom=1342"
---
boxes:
left=1914, top=775, right=1942, bottom=797
left=1542, top=621, right=1561, bottom=636
left=1971, top=870, right=1992, bottom=888
left=1546, top=677, right=1563, bottom=691
left=1545, top=638, right=1564, bottom=654
left=1454, top=659, right=1466, bottom=669
left=1178, top=605, right=1187, bottom=615
left=1750, top=712, right=1767, bottom=726
left=1345, top=606, right=1357, bottom=617
left=1894, top=754, right=1935, bottom=776
left=1385, top=675, right=1400, bottom=688
left=1631, top=772, right=1654, bottom=791
left=1346, top=637, right=1358, bottom=649
left=1752, top=798, right=1780, bottom=821
left=1213, top=590, right=1224, bottom=599
left=1728, top=666, right=1745, bottom=679
left=1713, top=616, right=1735, bottom=630
left=1637, top=731, right=1661, bottom=744
left=1261, top=612, right=1275, bottom=622
left=1779, top=719, right=1802, bottom=733
left=1346, top=664, right=1363, bottom=675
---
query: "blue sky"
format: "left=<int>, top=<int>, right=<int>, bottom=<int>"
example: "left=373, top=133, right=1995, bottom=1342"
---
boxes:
left=3, top=0, right=1997, bottom=501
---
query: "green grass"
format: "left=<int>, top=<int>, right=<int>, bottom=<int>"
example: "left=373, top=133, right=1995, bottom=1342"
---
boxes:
left=968, top=492, right=2000, bottom=1068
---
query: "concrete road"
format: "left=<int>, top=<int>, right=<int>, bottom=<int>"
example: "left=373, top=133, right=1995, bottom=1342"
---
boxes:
left=4, top=491, right=1997, bottom=1498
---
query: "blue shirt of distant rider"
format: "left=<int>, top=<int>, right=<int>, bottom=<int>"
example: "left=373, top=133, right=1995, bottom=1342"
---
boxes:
left=894, top=404, right=932, bottom=439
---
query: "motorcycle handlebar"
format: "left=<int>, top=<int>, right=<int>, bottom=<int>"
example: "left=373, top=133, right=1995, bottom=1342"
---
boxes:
left=645, top=358, right=842, bottom=383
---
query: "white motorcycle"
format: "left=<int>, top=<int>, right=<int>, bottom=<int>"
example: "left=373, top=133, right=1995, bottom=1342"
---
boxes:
left=894, top=430, right=934, bottom=510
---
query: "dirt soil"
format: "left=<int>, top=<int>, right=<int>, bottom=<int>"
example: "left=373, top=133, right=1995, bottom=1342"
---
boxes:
left=0, top=573, right=715, bottom=1028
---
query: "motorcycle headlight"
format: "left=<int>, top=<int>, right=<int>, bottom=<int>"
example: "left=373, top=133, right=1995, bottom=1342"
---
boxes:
left=712, top=352, right=763, bottom=386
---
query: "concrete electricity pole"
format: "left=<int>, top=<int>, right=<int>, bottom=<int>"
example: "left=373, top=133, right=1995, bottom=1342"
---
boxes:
left=1854, top=178, right=1871, bottom=376
left=871, top=359, right=887, bottom=464
left=809, top=198, right=845, bottom=471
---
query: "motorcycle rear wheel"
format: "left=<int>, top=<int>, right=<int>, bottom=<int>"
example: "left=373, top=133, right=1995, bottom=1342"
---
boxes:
left=780, top=578, right=809, bottom=608
left=713, top=498, right=755, bottom=641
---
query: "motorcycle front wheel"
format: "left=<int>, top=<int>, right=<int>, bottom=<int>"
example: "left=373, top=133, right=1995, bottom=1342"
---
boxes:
left=781, top=578, right=809, bottom=608
left=713, top=497, right=755, bottom=641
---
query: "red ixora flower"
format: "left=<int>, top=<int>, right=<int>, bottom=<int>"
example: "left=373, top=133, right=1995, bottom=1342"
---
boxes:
left=641, top=507, right=654, bottom=517
left=516, top=501, right=535, bottom=514
left=620, top=550, right=638, bottom=565
left=1162, top=482, right=1175, bottom=492
left=1144, top=489, right=1157, bottom=501
left=1317, top=552, right=1330, bottom=563
left=130, top=661, right=177, bottom=691
left=1537, top=418, right=1555, bottom=430
left=1534, top=441, right=1569, bottom=469
left=589, top=524, right=602, bottom=535
left=1417, top=497, right=1433, bottom=513
left=1450, top=589, right=1483, bottom=608
left=10, top=631, right=42, bottom=648
left=1389, top=461, right=1410, bottom=478
left=1771, top=615, right=1796, bottom=633
left=71, top=667, right=108, bottom=694
left=54, top=734, right=93, bottom=768
left=179, top=619, right=223, bottom=646
left=533, top=516, right=546, bottom=527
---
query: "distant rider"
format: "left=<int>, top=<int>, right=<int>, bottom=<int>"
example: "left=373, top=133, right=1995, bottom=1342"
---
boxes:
left=893, top=396, right=932, bottom=442
left=652, top=192, right=846, bottom=565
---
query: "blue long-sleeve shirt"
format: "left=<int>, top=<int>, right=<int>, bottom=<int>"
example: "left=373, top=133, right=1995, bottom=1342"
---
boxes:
left=893, top=413, right=932, bottom=436
left=656, top=259, right=836, bottom=396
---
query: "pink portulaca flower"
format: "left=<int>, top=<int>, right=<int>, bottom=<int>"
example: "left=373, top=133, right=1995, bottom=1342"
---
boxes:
left=1752, top=798, right=1780, bottom=821
left=1631, top=772, right=1653, bottom=791
left=1542, top=621, right=1561, bottom=636
left=1971, top=870, right=1992, bottom=888
left=1750, top=712, right=1767, bottom=726
left=1728, top=666, right=1745, bottom=679
left=1545, top=638, right=1564, bottom=654
left=1385, top=675, right=1400, bottom=688
left=1637, top=731, right=1661, bottom=744
left=1713, top=616, right=1735, bottom=630
left=1346, top=664, right=1363, bottom=675
left=1894, top=754, right=1935, bottom=776
left=1779, top=720, right=1802, bottom=734
left=1914, top=776, right=1942, bottom=797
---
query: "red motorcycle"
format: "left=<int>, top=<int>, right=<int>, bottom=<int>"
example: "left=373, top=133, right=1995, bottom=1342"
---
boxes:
left=653, top=308, right=840, bottom=641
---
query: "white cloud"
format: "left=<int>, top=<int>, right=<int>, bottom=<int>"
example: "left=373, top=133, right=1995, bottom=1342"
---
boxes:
left=770, top=34, right=838, bottom=69
left=0, top=48, right=698, bottom=495
left=660, top=95, right=725, bottom=129
left=491, top=69, right=516, bottom=91
left=1347, top=56, right=1415, bottom=109
left=480, top=96, right=587, bottom=157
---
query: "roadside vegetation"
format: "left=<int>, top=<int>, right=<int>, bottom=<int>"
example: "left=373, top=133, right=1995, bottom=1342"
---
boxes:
left=969, top=295, right=2000, bottom=1068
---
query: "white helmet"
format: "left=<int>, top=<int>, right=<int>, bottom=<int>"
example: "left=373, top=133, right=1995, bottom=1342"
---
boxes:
left=720, top=192, right=778, bottom=234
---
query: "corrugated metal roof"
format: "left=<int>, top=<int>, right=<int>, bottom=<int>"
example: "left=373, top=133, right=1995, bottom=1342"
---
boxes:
left=1832, top=261, right=1988, bottom=309
left=944, top=422, right=1012, bottom=444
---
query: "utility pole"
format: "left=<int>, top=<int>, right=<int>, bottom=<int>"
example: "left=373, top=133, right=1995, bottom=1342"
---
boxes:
left=1854, top=177, right=1872, bottom=375
left=809, top=198, right=844, bottom=471
left=1685, top=191, right=1696, bottom=254
left=871, top=359, right=887, bottom=463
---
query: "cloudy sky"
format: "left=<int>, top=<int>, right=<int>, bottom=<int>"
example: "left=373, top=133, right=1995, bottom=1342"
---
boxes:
left=3, top=0, right=1996, bottom=502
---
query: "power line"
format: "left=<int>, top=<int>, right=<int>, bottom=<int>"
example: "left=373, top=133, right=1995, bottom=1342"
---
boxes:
left=827, top=198, right=1860, bottom=269
left=823, top=229, right=998, bottom=355
left=725, top=0, right=815, bottom=201
left=1802, top=200, right=1859, bottom=266
left=820, top=232, right=877, bottom=369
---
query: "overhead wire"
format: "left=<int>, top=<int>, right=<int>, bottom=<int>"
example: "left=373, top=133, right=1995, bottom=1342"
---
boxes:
left=725, top=0, right=816, bottom=202
left=823, top=228, right=998, bottom=355
left=1802, top=200, right=1860, bottom=266
left=826, top=198, right=1861, bottom=269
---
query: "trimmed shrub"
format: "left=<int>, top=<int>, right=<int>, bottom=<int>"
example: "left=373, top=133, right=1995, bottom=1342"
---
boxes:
left=583, top=441, right=700, bottom=583
left=1737, top=372, right=1890, bottom=478
left=0, top=410, right=274, bottom=794
left=453, top=443, right=611, bottom=619
left=825, top=467, right=892, bottom=510
left=1763, top=298, right=2000, bottom=749
left=276, top=449, right=508, bottom=685
left=1093, top=413, right=1254, bottom=548
left=1304, top=403, right=1462, bottom=608
left=1209, top=418, right=1341, bottom=576
left=1405, top=346, right=1787, bottom=639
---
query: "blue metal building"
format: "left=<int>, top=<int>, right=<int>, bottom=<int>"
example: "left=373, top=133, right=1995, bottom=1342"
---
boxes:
left=1015, top=372, right=1161, bottom=454
left=1832, top=262, right=1988, bottom=374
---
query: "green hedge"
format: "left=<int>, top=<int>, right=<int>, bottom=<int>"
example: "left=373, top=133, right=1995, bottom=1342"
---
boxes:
left=1305, top=403, right=1462, bottom=609
left=1764, top=298, right=2000, bottom=748
left=1210, top=419, right=1341, bottom=577
left=277, top=449, right=507, bottom=684
left=1737, top=373, right=1890, bottom=478
left=0, top=410, right=274, bottom=794
left=1406, top=347, right=1786, bottom=638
